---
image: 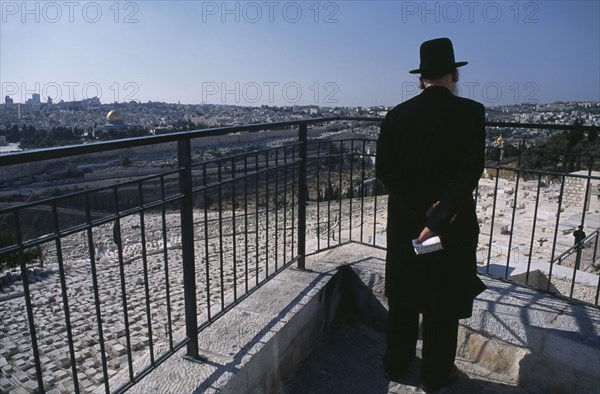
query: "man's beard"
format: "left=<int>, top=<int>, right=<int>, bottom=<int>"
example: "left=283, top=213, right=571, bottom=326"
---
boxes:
left=449, top=83, right=458, bottom=95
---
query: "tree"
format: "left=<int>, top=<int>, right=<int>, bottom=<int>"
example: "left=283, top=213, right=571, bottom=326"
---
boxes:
left=0, top=227, right=43, bottom=271
left=121, top=156, right=131, bottom=167
left=588, top=128, right=598, bottom=143
left=567, top=119, right=585, bottom=151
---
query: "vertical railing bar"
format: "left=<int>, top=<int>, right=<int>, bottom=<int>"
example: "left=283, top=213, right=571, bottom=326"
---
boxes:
left=112, top=187, right=134, bottom=381
left=217, top=161, right=225, bottom=310
left=595, top=273, right=600, bottom=306
left=327, top=141, right=332, bottom=248
left=570, top=155, right=594, bottom=298
left=265, top=150, right=270, bottom=278
left=371, top=142, right=378, bottom=246
left=291, top=144, right=297, bottom=259
left=525, top=172, right=543, bottom=286
left=504, top=153, right=522, bottom=277
left=581, top=234, right=592, bottom=271
left=138, top=182, right=156, bottom=365
left=51, top=201, right=81, bottom=393
left=243, top=156, right=249, bottom=294
left=84, top=194, right=110, bottom=393
left=177, top=139, right=199, bottom=359
left=13, top=211, right=46, bottom=393
left=486, top=167, right=501, bottom=273
left=255, top=152, right=260, bottom=286
left=297, top=123, right=308, bottom=269
left=360, top=140, right=366, bottom=243
left=349, top=140, right=354, bottom=242
left=202, top=163, right=212, bottom=321
left=289, top=150, right=294, bottom=256
left=569, top=253, right=579, bottom=299
left=338, top=141, right=343, bottom=244
left=160, top=174, right=174, bottom=350
left=283, top=146, right=288, bottom=263
left=579, top=154, right=594, bottom=245
left=282, top=149, right=286, bottom=265
left=594, top=234, right=600, bottom=305
left=291, top=147, right=295, bottom=257
left=593, top=232, right=599, bottom=272
left=231, top=157, right=238, bottom=301
left=274, top=148, right=279, bottom=271
left=594, top=157, right=599, bottom=276
left=547, top=172, right=567, bottom=291
left=316, top=142, right=321, bottom=251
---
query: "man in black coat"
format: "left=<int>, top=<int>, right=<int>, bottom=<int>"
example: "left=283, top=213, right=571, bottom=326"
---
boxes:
left=376, top=37, right=487, bottom=392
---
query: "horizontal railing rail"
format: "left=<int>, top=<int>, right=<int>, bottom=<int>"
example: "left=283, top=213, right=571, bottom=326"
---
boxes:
left=552, top=228, right=600, bottom=267
left=551, top=228, right=600, bottom=303
left=1, top=117, right=599, bottom=393
left=0, top=117, right=385, bottom=166
left=3, top=118, right=596, bottom=166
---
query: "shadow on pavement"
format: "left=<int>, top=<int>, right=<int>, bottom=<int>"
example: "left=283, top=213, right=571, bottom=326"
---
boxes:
left=281, top=265, right=530, bottom=394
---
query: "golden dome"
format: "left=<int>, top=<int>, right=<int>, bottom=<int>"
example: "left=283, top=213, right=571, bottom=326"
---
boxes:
left=106, top=110, right=124, bottom=121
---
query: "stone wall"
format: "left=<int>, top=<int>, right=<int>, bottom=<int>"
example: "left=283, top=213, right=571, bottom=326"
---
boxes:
left=563, top=171, right=600, bottom=211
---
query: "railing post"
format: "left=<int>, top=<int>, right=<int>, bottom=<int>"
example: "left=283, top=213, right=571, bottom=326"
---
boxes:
left=298, top=123, right=308, bottom=269
left=178, top=139, right=200, bottom=359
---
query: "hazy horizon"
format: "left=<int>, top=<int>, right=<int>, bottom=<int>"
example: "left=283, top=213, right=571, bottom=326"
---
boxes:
left=1, top=1, right=599, bottom=107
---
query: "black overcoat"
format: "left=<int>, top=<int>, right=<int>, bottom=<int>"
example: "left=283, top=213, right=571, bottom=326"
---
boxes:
left=376, top=86, right=486, bottom=319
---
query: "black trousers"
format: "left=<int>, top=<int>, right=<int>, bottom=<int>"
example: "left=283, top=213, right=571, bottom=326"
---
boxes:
left=387, top=297, right=459, bottom=384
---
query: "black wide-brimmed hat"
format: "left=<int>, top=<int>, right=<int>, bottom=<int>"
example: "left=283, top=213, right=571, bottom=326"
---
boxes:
left=409, top=37, right=467, bottom=78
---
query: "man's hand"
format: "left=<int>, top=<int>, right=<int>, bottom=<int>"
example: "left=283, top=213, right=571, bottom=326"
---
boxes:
left=417, top=227, right=435, bottom=243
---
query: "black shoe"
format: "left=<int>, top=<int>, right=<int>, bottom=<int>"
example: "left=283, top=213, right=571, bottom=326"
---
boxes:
left=420, top=364, right=459, bottom=393
left=383, top=351, right=415, bottom=381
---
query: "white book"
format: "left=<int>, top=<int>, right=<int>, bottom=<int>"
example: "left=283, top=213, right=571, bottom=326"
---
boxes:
left=412, top=236, right=443, bottom=255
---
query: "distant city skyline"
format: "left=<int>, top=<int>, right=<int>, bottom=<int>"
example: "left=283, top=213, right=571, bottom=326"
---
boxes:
left=1, top=1, right=599, bottom=107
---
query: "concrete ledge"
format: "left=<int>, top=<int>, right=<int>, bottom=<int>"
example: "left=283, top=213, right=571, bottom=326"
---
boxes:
left=126, top=267, right=337, bottom=393
left=462, top=276, right=600, bottom=393
left=219, top=269, right=333, bottom=393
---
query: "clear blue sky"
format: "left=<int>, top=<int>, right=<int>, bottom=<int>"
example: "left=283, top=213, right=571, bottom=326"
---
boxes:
left=1, top=1, right=598, bottom=107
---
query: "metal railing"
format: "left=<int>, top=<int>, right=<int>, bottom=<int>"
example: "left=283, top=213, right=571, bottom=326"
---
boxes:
left=478, top=140, right=600, bottom=305
left=552, top=228, right=600, bottom=269
left=1, top=117, right=599, bottom=393
left=550, top=229, right=600, bottom=295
